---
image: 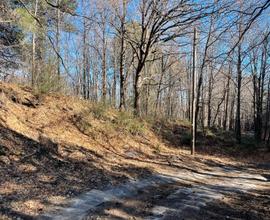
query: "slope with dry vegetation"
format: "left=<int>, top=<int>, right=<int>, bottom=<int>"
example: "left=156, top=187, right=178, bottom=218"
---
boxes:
left=0, top=82, right=269, bottom=219
left=0, top=82, right=184, bottom=218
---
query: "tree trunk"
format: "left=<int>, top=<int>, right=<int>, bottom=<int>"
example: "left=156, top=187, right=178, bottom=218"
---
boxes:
left=229, top=88, right=236, bottom=131
left=102, top=49, right=106, bottom=102
left=82, top=0, right=88, bottom=99
left=191, top=27, right=197, bottom=155
left=207, top=65, right=213, bottom=128
left=264, top=79, right=270, bottom=141
left=112, top=53, right=117, bottom=107
left=155, top=57, right=165, bottom=117
left=223, top=63, right=231, bottom=130
left=235, top=44, right=242, bottom=144
left=255, top=40, right=267, bottom=142
left=102, top=19, right=107, bottom=102
left=56, top=0, right=61, bottom=79
left=167, top=73, right=173, bottom=119
left=133, top=67, right=142, bottom=115
left=119, top=0, right=126, bottom=110
left=31, top=0, right=39, bottom=88
left=187, top=59, right=191, bottom=121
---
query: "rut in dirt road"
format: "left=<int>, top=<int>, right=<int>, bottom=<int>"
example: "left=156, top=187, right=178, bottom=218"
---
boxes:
left=39, top=163, right=269, bottom=220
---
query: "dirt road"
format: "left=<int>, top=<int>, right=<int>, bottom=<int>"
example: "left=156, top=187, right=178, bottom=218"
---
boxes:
left=40, top=161, right=270, bottom=220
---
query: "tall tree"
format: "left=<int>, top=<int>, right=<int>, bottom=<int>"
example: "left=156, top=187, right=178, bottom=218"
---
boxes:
left=191, top=27, right=198, bottom=155
left=126, top=0, right=213, bottom=115
left=235, top=25, right=243, bottom=144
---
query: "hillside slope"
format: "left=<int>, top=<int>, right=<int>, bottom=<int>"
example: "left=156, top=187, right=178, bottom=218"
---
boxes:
left=0, top=83, right=269, bottom=220
left=0, top=82, right=188, bottom=218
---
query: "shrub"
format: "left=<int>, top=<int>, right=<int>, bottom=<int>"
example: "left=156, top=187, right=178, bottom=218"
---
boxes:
left=240, top=136, right=257, bottom=150
left=180, top=132, right=192, bottom=145
left=127, top=119, right=145, bottom=135
left=205, top=129, right=216, bottom=138
left=113, top=111, right=145, bottom=135
left=89, top=103, right=107, bottom=120
left=35, top=64, right=65, bottom=94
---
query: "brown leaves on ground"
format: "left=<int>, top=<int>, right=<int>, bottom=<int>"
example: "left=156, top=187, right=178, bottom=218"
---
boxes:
left=0, top=82, right=269, bottom=219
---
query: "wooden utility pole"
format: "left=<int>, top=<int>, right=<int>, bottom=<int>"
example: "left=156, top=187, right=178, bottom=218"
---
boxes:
left=191, top=27, right=197, bottom=155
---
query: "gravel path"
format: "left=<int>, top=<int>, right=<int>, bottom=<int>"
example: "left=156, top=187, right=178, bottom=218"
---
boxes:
left=39, top=163, right=269, bottom=220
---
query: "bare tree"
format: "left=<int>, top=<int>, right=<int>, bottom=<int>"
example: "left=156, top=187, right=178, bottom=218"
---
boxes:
left=126, top=0, right=213, bottom=115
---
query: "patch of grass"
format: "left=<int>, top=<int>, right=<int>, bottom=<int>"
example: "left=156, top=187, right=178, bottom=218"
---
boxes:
left=128, top=120, right=145, bottom=135
left=113, top=111, right=145, bottom=135
left=89, top=103, right=108, bottom=120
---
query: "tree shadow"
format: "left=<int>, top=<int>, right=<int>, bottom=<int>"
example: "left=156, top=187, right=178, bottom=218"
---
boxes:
left=152, top=120, right=191, bottom=148
left=151, top=120, right=270, bottom=163
left=0, top=126, right=150, bottom=219
left=198, top=188, right=270, bottom=220
left=83, top=178, right=270, bottom=220
left=84, top=132, right=269, bottom=185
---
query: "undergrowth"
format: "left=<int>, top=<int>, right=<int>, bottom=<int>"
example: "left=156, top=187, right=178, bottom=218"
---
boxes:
left=113, top=111, right=145, bottom=135
left=35, top=71, right=65, bottom=94
left=89, top=102, right=108, bottom=120
left=74, top=103, right=146, bottom=136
